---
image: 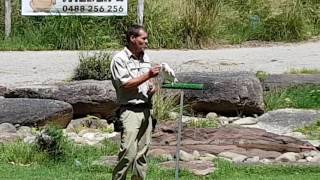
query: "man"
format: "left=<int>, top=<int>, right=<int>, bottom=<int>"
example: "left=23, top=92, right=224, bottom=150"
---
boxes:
left=110, top=25, right=161, bottom=180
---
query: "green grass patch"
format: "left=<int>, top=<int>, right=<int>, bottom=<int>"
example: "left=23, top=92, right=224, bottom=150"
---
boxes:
left=1, top=150, right=320, bottom=180
left=296, top=119, right=320, bottom=140
left=264, top=85, right=320, bottom=111
left=0, top=141, right=48, bottom=165
left=187, top=118, right=220, bottom=128
left=288, top=68, right=320, bottom=75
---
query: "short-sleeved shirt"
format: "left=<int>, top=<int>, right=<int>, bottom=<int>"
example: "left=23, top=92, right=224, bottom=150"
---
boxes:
left=111, top=47, right=152, bottom=105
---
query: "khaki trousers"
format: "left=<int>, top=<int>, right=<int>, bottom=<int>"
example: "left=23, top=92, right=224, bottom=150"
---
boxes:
left=112, top=107, right=152, bottom=180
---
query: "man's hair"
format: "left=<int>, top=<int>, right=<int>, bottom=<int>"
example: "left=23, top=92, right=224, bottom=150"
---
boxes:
left=126, top=25, right=146, bottom=45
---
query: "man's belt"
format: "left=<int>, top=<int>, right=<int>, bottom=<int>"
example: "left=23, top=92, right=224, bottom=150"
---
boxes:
left=120, top=103, right=152, bottom=109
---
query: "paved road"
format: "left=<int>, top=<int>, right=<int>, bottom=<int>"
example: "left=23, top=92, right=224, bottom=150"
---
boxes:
left=0, top=40, right=319, bottom=88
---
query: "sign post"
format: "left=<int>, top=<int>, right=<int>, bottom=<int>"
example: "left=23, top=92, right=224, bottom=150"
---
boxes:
left=5, top=0, right=12, bottom=39
left=137, top=0, right=144, bottom=25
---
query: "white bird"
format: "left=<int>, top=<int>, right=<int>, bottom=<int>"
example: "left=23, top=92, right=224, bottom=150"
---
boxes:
left=160, top=63, right=178, bottom=84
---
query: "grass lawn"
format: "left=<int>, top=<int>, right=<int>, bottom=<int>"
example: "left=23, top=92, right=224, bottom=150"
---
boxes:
left=1, top=146, right=320, bottom=180
left=1, top=159, right=320, bottom=180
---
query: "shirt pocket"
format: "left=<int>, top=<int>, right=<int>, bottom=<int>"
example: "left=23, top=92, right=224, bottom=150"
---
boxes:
left=126, top=61, right=139, bottom=77
left=139, top=63, right=151, bottom=74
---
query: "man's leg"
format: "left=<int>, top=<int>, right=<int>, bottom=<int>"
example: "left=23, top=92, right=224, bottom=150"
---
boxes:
left=112, top=110, right=144, bottom=180
left=131, top=109, right=153, bottom=180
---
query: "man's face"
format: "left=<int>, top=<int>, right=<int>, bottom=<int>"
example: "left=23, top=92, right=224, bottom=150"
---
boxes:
left=131, top=29, right=148, bottom=53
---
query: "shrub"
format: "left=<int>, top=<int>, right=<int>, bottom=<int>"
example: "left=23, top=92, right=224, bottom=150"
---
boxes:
left=256, top=71, right=269, bottom=82
left=73, top=51, right=113, bottom=81
left=35, top=125, right=68, bottom=161
left=152, top=89, right=179, bottom=121
left=264, top=85, right=320, bottom=111
left=0, top=0, right=319, bottom=49
left=261, top=0, right=307, bottom=41
left=181, top=0, right=222, bottom=48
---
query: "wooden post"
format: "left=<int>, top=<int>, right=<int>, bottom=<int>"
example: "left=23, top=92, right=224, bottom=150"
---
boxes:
left=137, top=0, right=144, bottom=25
left=5, top=0, right=12, bottom=39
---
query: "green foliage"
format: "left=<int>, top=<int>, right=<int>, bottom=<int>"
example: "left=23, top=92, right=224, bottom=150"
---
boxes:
left=256, top=71, right=269, bottom=82
left=296, top=119, right=320, bottom=140
left=0, top=140, right=118, bottom=179
left=152, top=89, right=179, bottom=121
left=35, top=125, right=68, bottom=161
left=0, top=0, right=319, bottom=50
left=187, top=118, right=220, bottom=128
left=180, top=0, right=222, bottom=48
left=0, top=141, right=48, bottom=165
left=144, top=0, right=184, bottom=48
left=264, top=85, right=320, bottom=111
left=288, top=68, right=320, bottom=74
left=2, top=154, right=320, bottom=179
left=261, top=1, right=307, bottom=41
left=73, top=51, right=112, bottom=80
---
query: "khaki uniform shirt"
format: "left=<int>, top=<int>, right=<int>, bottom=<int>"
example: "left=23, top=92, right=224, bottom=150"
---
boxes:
left=111, top=47, right=152, bottom=105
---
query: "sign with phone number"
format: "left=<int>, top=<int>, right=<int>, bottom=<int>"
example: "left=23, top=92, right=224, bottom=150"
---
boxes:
left=22, top=0, right=127, bottom=16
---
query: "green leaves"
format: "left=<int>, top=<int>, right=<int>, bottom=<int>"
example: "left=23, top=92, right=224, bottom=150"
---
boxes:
left=73, top=51, right=113, bottom=81
left=264, top=85, right=320, bottom=111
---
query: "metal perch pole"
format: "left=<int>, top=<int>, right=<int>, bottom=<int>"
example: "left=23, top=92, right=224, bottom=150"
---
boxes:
left=161, top=83, right=204, bottom=180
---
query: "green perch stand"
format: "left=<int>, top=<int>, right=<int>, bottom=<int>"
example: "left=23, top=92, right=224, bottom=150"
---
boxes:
left=161, top=82, right=204, bottom=90
left=160, top=82, right=204, bottom=180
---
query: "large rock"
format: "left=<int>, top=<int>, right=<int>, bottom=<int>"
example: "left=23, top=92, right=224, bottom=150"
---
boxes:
left=66, top=116, right=112, bottom=133
left=262, top=74, right=320, bottom=91
left=0, top=133, right=20, bottom=144
left=254, top=108, right=320, bottom=135
left=0, top=85, right=6, bottom=96
left=4, top=80, right=118, bottom=119
left=0, top=123, right=17, bottom=133
left=173, top=72, right=264, bottom=116
left=159, top=160, right=215, bottom=176
left=0, top=98, right=72, bottom=127
left=152, top=123, right=315, bottom=159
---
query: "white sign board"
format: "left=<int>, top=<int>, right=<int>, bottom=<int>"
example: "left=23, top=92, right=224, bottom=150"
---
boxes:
left=22, top=0, right=127, bottom=16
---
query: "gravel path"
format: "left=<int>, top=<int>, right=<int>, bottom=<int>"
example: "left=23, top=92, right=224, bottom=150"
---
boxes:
left=0, top=40, right=319, bottom=88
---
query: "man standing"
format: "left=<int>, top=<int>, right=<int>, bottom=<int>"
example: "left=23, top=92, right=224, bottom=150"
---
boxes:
left=110, top=25, right=161, bottom=180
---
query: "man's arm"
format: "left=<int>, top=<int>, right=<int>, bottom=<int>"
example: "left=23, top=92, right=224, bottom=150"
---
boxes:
left=122, top=65, right=161, bottom=91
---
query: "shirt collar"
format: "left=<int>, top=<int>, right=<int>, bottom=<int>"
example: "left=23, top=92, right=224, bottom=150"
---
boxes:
left=124, top=47, right=149, bottom=62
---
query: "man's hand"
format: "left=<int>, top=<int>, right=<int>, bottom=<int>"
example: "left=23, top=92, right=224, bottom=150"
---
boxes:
left=122, top=64, right=160, bottom=90
left=148, top=83, right=157, bottom=96
left=148, top=65, right=161, bottom=78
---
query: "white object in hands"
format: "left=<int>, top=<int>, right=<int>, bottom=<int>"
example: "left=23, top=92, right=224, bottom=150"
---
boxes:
left=160, top=63, right=178, bottom=84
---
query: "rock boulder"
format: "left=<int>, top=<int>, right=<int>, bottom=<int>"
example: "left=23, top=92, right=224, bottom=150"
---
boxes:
left=173, top=72, right=265, bottom=116
left=262, top=74, right=320, bottom=91
left=254, top=108, right=320, bottom=135
left=0, top=98, right=73, bottom=127
left=4, top=80, right=118, bottom=119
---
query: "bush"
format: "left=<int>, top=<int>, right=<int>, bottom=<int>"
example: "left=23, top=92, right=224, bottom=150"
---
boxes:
left=180, top=0, right=222, bottom=48
left=264, top=85, right=320, bottom=111
left=0, top=0, right=319, bottom=49
left=73, top=51, right=113, bottom=81
left=152, top=89, right=179, bottom=121
left=35, top=125, right=68, bottom=161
